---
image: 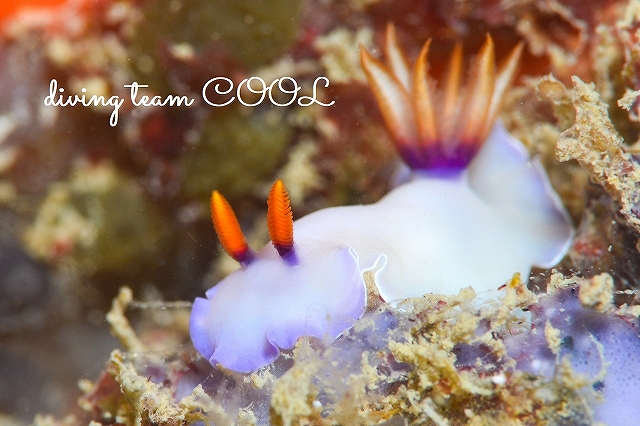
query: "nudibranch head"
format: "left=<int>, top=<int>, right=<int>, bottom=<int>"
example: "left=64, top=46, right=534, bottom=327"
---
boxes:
left=191, top=180, right=366, bottom=372
left=360, top=25, right=523, bottom=172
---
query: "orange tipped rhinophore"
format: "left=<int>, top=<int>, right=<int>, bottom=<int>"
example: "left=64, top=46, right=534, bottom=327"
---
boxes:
left=360, top=25, right=523, bottom=171
left=211, top=190, right=252, bottom=264
left=267, top=179, right=294, bottom=257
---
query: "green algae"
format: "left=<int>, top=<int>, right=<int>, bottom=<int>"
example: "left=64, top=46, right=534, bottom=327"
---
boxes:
left=181, top=109, right=292, bottom=201
left=130, top=0, right=304, bottom=91
left=24, top=162, right=169, bottom=273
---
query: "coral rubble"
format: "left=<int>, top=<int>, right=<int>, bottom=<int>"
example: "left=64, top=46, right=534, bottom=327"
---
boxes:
left=1, top=0, right=640, bottom=424
left=63, top=276, right=639, bottom=425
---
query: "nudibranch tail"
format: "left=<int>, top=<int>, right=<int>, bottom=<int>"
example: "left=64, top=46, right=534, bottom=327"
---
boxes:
left=361, top=25, right=523, bottom=172
left=211, top=190, right=253, bottom=264
left=267, top=179, right=294, bottom=257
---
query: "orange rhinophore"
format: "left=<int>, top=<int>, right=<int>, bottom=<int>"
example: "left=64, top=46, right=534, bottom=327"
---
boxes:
left=211, top=190, right=251, bottom=263
left=267, top=179, right=294, bottom=256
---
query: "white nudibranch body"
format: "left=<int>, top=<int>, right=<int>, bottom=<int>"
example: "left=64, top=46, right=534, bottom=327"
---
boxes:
left=293, top=122, right=572, bottom=302
left=189, top=27, right=575, bottom=373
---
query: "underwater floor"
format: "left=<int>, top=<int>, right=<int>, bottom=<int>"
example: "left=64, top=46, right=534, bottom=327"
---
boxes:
left=0, top=0, right=639, bottom=425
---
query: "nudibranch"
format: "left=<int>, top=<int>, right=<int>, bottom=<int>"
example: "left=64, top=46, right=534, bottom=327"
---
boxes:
left=190, top=26, right=574, bottom=373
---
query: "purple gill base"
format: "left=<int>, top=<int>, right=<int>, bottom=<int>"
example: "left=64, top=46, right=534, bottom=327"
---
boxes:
left=397, top=139, right=479, bottom=177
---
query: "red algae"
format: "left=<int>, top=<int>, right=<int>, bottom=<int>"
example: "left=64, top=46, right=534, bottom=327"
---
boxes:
left=0, top=0, right=71, bottom=22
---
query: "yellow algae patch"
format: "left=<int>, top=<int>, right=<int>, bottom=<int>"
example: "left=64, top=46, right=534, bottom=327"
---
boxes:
left=270, top=360, right=322, bottom=426
left=578, top=273, right=615, bottom=313
left=556, top=77, right=640, bottom=234
left=270, top=280, right=602, bottom=425
left=109, top=350, right=213, bottom=426
left=544, top=320, right=562, bottom=355
left=105, top=286, right=146, bottom=353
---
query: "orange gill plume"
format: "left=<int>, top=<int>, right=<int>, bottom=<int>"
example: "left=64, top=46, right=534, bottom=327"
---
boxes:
left=211, top=190, right=252, bottom=264
left=267, top=179, right=295, bottom=258
left=360, top=24, right=523, bottom=171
